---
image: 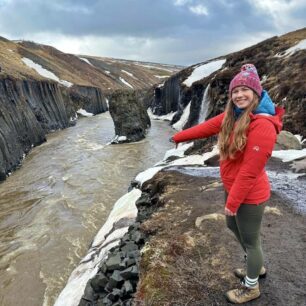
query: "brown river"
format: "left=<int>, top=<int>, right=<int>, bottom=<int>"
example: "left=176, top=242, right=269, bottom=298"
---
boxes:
left=0, top=112, right=174, bottom=306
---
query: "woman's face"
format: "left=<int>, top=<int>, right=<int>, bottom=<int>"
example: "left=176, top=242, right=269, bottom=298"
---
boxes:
left=231, top=86, right=254, bottom=109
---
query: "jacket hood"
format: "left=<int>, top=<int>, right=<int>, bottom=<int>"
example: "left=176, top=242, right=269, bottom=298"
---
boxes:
left=253, top=90, right=276, bottom=115
left=251, top=106, right=285, bottom=134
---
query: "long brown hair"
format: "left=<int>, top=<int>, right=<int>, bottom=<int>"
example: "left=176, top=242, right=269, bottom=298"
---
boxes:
left=218, top=95, right=259, bottom=160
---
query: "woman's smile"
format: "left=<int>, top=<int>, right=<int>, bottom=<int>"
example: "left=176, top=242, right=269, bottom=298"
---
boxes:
left=231, top=86, right=255, bottom=109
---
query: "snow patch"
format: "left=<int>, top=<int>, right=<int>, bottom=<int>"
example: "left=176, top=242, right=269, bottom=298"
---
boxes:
left=272, top=149, right=306, bottom=162
left=21, top=57, right=73, bottom=87
left=135, top=63, right=174, bottom=72
left=119, top=77, right=133, bottom=89
left=154, top=75, right=169, bottom=79
left=109, top=135, right=128, bottom=144
left=162, top=142, right=194, bottom=162
left=79, top=57, right=94, bottom=66
left=294, top=135, right=305, bottom=144
left=121, top=70, right=138, bottom=80
left=147, top=108, right=176, bottom=121
left=76, top=109, right=94, bottom=117
left=172, top=101, right=191, bottom=131
left=183, top=59, right=226, bottom=87
left=275, top=39, right=306, bottom=57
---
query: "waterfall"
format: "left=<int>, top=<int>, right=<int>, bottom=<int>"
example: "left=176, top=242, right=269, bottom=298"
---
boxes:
left=198, top=84, right=210, bottom=124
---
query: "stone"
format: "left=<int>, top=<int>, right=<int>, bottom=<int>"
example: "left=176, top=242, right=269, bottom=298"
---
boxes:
left=127, top=250, right=140, bottom=259
left=135, top=194, right=151, bottom=207
left=100, top=263, right=108, bottom=274
left=123, top=299, right=132, bottom=306
left=112, top=300, right=124, bottom=306
left=106, top=288, right=122, bottom=302
left=108, top=270, right=124, bottom=288
left=121, top=242, right=138, bottom=252
left=275, top=131, right=302, bottom=150
left=101, top=296, right=113, bottom=306
left=120, top=265, right=139, bottom=280
left=82, top=283, right=95, bottom=302
left=78, top=298, right=93, bottom=306
left=123, top=280, right=134, bottom=294
left=105, top=253, right=122, bottom=271
left=90, top=273, right=108, bottom=291
left=109, top=90, right=151, bottom=143
left=130, top=230, right=144, bottom=244
left=125, top=257, right=136, bottom=267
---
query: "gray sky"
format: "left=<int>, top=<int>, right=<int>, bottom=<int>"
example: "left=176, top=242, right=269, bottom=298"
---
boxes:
left=0, top=0, right=305, bottom=65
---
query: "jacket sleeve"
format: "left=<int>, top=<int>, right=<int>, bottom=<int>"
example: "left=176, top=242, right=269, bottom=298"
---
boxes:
left=225, top=119, right=277, bottom=213
left=172, top=113, right=225, bottom=143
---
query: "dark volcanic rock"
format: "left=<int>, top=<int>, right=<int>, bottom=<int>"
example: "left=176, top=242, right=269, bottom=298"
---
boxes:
left=0, top=77, right=109, bottom=181
left=68, top=85, right=108, bottom=115
left=109, top=90, right=151, bottom=143
left=151, top=28, right=306, bottom=138
left=0, top=78, right=68, bottom=180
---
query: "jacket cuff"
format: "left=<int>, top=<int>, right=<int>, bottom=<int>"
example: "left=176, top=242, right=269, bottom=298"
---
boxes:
left=225, top=202, right=240, bottom=214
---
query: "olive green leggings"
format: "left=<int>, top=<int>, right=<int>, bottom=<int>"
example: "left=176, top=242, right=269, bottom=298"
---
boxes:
left=226, top=199, right=266, bottom=279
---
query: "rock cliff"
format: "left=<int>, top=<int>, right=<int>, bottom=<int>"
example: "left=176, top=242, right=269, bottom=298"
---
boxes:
left=151, top=28, right=306, bottom=137
left=0, top=77, right=111, bottom=180
left=109, top=90, right=151, bottom=143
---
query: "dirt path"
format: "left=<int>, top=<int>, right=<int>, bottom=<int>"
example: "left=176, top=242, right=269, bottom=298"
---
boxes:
left=134, top=169, right=306, bottom=306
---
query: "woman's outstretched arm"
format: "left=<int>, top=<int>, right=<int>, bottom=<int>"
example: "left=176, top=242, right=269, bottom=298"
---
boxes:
left=171, top=112, right=225, bottom=144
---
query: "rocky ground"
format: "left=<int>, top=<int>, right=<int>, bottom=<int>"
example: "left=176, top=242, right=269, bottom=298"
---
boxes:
left=132, top=162, right=306, bottom=305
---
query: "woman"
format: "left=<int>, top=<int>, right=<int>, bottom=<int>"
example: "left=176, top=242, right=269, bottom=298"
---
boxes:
left=170, top=64, right=284, bottom=304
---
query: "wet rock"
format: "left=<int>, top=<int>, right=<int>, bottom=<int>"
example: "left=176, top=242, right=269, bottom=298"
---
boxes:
left=109, top=90, right=151, bottom=143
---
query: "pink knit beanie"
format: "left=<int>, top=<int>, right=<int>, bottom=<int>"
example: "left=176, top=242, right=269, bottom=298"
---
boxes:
left=229, top=64, right=262, bottom=97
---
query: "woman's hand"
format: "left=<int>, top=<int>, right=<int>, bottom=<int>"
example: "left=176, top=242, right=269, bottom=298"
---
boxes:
left=224, top=207, right=236, bottom=216
left=169, top=137, right=178, bottom=148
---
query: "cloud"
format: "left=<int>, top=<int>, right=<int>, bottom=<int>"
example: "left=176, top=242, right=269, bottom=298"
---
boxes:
left=189, top=5, right=209, bottom=16
left=247, top=0, right=306, bottom=31
left=0, top=0, right=305, bottom=65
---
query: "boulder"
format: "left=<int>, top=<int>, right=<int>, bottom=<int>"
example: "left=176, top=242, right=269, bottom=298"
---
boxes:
left=274, top=131, right=302, bottom=150
left=109, top=90, right=151, bottom=143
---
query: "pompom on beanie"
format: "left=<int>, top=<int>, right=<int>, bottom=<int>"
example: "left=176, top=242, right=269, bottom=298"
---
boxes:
left=229, top=64, right=263, bottom=97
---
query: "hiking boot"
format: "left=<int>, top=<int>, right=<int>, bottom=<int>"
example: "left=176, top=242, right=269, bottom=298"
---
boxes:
left=225, top=282, right=260, bottom=304
left=234, top=266, right=267, bottom=279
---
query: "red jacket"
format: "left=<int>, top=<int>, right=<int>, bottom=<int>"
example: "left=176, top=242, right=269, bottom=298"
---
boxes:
left=172, top=107, right=285, bottom=213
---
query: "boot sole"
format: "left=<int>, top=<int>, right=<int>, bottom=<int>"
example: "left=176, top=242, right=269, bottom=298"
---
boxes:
left=225, top=293, right=261, bottom=304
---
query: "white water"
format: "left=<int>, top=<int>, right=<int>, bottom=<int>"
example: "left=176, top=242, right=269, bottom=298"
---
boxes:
left=198, top=84, right=210, bottom=123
